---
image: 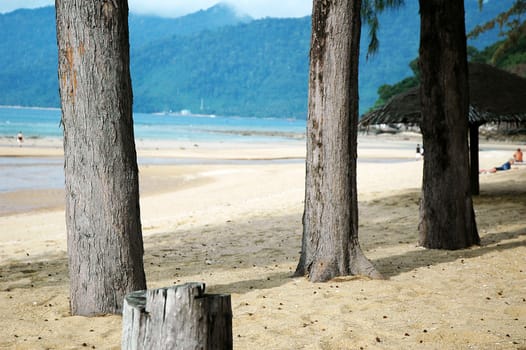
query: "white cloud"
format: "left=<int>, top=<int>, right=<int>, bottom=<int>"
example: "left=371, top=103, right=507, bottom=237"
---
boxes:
left=0, top=0, right=312, bottom=18
left=224, top=0, right=311, bottom=19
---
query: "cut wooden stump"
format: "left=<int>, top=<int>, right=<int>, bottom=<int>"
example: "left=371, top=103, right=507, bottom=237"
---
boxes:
left=122, top=282, right=232, bottom=350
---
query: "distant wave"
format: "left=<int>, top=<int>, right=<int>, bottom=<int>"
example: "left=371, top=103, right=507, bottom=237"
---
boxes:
left=0, top=107, right=306, bottom=143
left=0, top=105, right=61, bottom=111
left=202, top=128, right=306, bottom=140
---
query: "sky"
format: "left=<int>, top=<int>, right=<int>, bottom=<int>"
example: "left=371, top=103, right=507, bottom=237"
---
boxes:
left=0, top=0, right=313, bottom=18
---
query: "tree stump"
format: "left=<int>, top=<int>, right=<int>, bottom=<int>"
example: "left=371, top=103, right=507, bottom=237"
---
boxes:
left=122, top=282, right=232, bottom=350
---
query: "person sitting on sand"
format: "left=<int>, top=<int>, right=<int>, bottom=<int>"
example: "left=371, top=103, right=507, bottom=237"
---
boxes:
left=479, top=158, right=515, bottom=174
left=513, top=148, right=523, bottom=163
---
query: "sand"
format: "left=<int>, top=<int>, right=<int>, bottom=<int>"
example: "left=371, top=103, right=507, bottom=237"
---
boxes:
left=0, top=135, right=524, bottom=349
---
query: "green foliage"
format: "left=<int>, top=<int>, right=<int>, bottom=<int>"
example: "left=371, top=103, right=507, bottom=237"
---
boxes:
left=361, top=0, right=405, bottom=58
left=374, top=76, right=418, bottom=108
left=469, top=0, right=526, bottom=63
left=468, top=32, right=526, bottom=72
left=369, top=56, right=420, bottom=109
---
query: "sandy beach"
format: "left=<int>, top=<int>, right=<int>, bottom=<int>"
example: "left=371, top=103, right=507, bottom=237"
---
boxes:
left=0, top=135, right=525, bottom=349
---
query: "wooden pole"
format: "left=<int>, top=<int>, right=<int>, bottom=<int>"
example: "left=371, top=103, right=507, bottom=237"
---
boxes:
left=122, top=282, right=232, bottom=350
left=469, top=123, right=480, bottom=195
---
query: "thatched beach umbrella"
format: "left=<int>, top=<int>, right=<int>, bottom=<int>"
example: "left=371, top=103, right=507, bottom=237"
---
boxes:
left=360, top=62, right=526, bottom=195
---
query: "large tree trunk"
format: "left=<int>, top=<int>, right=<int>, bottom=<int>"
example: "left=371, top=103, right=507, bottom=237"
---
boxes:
left=56, top=0, right=147, bottom=315
left=295, top=0, right=380, bottom=282
left=418, top=0, right=480, bottom=249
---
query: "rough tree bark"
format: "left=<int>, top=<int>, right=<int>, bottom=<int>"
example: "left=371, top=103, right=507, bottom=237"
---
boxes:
left=295, top=0, right=381, bottom=282
left=418, top=0, right=480, bottom=249
left=55, top=0, right=147, bottom=315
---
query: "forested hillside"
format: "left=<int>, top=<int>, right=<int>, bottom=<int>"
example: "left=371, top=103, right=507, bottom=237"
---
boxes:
left=0, top=7, right=58, bottom=107
left=131, top=17, right=311, bottom=116
left=0, top=1, right=515, bottom=118
left=129, top=4, right=252, bottom=50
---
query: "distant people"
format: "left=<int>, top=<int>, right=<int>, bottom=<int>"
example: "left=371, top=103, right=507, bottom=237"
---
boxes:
left=415, top=144, right=422, bottom=160
left=513, top=148, right=523, bottom=163
left=17, top=131, right=24, bottom=146
left=479, top=158, right=515, bottom=174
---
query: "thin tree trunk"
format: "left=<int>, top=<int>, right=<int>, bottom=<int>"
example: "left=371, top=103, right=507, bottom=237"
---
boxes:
left=295, top=0, right=380, bottom=282
left=418, top=0, right=480, bottom=249
left=469, top=123, right=480, bottom=195
left=56, top=0, right=146, bottom=315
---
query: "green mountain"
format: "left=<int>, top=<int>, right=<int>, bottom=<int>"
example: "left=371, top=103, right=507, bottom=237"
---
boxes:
left=0, top=1, right=515, bottom=118
left=129, top=4, right=252, bottom=50
left=0, top=4, right=250, bottom=110
left=0, top=7, right=58, bottom=107
left=131, top=17, right=311, bottom=117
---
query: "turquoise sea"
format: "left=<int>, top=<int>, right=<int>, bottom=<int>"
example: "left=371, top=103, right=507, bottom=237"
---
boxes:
left=0, top=106, right=306, bottom=143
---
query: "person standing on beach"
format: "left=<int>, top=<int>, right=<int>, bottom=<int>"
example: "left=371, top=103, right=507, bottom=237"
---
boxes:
left=416, top=144, right=422, bottom=160
left=17, top=131, right=24, bottom=146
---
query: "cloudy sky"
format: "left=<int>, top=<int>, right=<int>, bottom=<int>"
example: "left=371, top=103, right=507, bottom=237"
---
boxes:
left=0, top=0, right=313, bottom=18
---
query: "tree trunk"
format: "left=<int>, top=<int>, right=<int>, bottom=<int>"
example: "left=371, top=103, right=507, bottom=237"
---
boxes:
left=295, top=0, right=380, bottom=282
left=55, top=0, right=147, bottom=315
left=418, top=0, right=480, bottom=249
left=122, top=283, right=232, bottom=350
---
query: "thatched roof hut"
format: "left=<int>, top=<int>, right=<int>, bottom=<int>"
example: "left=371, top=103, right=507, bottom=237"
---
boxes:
left=360, top=63, right=526, bottom=127
left=359, top=63, right=526, bottom=195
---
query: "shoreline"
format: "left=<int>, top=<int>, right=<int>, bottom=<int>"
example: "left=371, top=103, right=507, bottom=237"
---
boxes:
left=0, top=135, right=522, bottom=216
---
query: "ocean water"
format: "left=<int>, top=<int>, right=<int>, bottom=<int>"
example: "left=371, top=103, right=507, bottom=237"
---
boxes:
left=0, top=106, right=306, bottom=143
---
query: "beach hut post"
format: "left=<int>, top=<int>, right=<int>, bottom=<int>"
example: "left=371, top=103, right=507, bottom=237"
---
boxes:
left=122, top=282, right=232, bottom=350
left=469, top=123, right=481, bottom=195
